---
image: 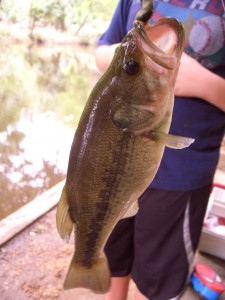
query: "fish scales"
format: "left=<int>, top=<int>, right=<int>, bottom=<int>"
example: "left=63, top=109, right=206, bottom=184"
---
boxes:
left=56, top=17, right=194, bottom=293
left=68, top=109, right=159, bottom=266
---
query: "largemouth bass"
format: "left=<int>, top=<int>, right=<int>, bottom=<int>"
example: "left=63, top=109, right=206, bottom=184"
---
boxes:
left=56, top=18, right=194, bottom=293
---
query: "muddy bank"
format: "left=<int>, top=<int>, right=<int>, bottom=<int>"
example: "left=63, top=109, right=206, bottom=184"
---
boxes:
left=0, top=208, right=134, bottom=300
left=0, top=207, right=225, bottom=300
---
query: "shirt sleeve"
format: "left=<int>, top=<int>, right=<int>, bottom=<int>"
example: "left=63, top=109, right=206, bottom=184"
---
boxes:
left=97, top=0, right=132, bottom=46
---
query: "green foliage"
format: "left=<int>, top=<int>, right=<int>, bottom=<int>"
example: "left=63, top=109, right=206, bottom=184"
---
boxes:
left=1, top=0, right=32, bottom=22
left=30, top=0, right=69, bottom=30
left=1, top=0, right=117, bottom=32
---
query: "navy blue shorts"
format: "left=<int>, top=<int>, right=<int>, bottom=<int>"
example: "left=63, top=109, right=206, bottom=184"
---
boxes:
left=104, top=184, right=211, bottom=300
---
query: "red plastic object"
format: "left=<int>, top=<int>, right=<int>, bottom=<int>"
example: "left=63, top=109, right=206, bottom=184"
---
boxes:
left=194, top=264, right=225, bottom=293
left=213, top=183, right=225, bottom=190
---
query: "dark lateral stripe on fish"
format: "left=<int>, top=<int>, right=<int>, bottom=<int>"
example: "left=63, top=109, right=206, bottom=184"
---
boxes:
left=79, top=133, right=135, bottom=267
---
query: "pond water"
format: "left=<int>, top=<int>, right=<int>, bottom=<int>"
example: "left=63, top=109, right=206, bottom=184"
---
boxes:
left=0, top=42, right=100, bottom=220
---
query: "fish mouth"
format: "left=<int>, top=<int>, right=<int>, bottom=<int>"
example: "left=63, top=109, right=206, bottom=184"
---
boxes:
left=134, top=18, right=185, bottom=70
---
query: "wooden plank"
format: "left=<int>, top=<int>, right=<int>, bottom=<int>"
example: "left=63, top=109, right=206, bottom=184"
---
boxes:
left=0, top=180, right=65, bottom=246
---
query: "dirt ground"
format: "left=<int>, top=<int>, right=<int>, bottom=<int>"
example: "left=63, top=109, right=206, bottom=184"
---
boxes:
left=0, top=206, right=225, bottom=300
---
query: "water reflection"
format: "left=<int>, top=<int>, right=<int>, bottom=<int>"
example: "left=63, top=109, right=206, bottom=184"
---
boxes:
left=0, top=42, right=98, bottom=220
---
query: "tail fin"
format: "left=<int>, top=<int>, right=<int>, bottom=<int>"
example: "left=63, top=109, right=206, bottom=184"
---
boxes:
left=64, top=254, right=111, bottom=294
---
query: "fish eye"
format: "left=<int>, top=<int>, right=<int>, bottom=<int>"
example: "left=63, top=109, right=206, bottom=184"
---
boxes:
left=123, top=59, right=140, bottom=75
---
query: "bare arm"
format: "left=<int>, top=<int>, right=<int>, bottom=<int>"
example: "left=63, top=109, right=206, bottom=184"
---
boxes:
left=95, top=46, right=225, bottom=112
left=95, top=44, right=120, bottom=73
left=175, top=52, right=225, bottom=112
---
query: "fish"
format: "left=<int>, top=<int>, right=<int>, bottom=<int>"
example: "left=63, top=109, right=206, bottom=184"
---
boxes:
left=56, top=18, right=194, bottom=294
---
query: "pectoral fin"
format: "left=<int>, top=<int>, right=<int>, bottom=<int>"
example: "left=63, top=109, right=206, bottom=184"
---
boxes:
left=56, top=186, right=73, bottom=243
left=149, top=131, right=195, bottom=149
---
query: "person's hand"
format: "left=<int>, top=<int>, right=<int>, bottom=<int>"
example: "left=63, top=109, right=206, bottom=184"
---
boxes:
left=174, top=52, right=225, bottom=112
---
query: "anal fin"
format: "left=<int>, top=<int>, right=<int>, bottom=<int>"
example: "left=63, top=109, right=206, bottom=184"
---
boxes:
left=122, top=201, right=139, bottom=219
left=56, top=185, right=73, bottom=243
